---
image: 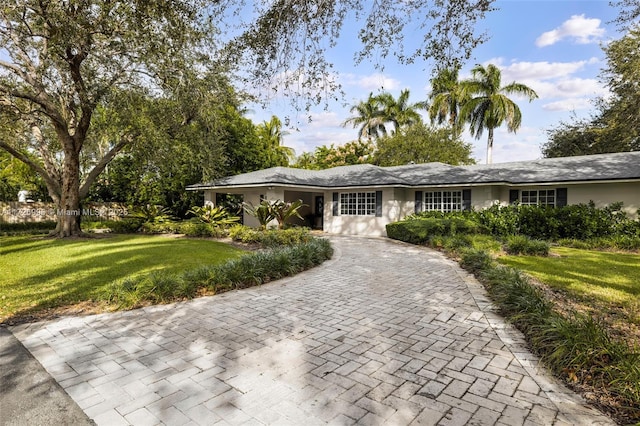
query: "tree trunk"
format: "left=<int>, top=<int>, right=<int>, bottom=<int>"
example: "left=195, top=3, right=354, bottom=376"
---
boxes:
left=52, top=150, right=83, bottom=237
left=486, top=128, right=494, bottom=164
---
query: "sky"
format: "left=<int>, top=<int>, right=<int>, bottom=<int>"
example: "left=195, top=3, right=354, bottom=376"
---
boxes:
left=248, top=0, right=622, bottom=164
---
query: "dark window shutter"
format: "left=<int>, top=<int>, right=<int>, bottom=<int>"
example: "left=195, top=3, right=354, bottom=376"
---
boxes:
left=556, top=188, right=567, bottom=207
left=462, top=189, right=472, bottom=211
left=375, top=191, right=382, bottom=217
left=332, top=192, right=339, bottom=216
left=509, top=189, right=520, bottom=204
left=415, top=191, right=423, bottom=213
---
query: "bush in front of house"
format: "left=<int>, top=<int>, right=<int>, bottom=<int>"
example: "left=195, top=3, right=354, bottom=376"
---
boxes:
left=504, top=235, right=550, bottom=256
left=386, top=217, right=483, bottom=244
left=228, top=225, right=313, bottom=247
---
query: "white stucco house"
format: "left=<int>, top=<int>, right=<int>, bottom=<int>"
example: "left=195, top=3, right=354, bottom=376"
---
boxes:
left=187, top=152, right=640, bottom=237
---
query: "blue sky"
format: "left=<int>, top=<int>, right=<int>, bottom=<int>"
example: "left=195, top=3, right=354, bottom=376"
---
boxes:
left=248, top=0, right=622, bottom=164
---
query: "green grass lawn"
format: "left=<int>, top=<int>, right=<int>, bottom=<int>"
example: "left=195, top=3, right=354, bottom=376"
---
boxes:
left=498, top=247, right=640, bottom=327
left=0, top=235, right=244, bottom=322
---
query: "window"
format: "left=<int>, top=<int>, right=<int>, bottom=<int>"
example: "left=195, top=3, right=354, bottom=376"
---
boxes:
left=340, top=192, right=376, bottom=215
left=424, top=191, right=462, bottom=212
left=521, top=189, right=555, bottom=206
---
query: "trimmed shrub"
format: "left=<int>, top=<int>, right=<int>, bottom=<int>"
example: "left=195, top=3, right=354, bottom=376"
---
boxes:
left=504, top=235, right=550, bottom=256
left=386, top=217, right=482, bottom=245
left=0, top=221, right=56, bottom=234
left=229, top=225, right=312, bottom=247
left=105, top=218, right=142, bottom=234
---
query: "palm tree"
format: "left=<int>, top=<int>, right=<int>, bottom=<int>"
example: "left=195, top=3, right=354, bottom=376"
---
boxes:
left=460, top=64, right=538, bottom=164
left=342, top=93, right=387, bottom=140
left=428, top=66, right=467, bottom=135
left=377, top=89, right=427, bottom=133
left=343, top=90, right=426, bottom=140
left=256, top=115, right=295, bottom=166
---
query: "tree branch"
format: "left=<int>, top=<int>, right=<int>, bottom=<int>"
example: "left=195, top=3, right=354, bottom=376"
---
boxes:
left=79, top=138, right=130, bottom=199
left=0, top=139, right=61, bottom=198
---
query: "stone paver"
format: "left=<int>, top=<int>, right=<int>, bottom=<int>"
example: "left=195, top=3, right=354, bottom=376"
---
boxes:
left=10, top=236, right=614, bottom=425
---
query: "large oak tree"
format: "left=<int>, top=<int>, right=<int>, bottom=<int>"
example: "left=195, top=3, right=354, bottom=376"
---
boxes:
left=0, top=0, right=495, bottom=237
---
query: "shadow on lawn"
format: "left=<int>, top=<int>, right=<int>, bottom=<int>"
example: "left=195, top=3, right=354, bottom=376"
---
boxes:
left=1, top=235, right=243, bottom=323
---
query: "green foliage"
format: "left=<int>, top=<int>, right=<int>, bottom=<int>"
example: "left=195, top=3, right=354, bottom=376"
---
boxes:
left=105, top=237, right=333, bottom=308
left=243, top=200, right=276, bottom=230
left=0, top=221, right=56, bottom=235
left=504, top=235, right=549, bottom=256
left=373, top=123, right=475, bottom=166
left=558, top=236, right=640, bottom=251
left=270, top=200, right=306, bottom=229
left=459, top=63, right=538, bottom=164
left=386, top=217, right=483, bottom=244
left=128, top=205, right=175, bottom=224
left=242, top=199, right=306, bottom=230
left=189, top=205, right=240, bottom=226
left=293, top=140, right=375, bottom=170
left=229, top=225, right=313, bottom=247
left=107, top=219, right=143, bottom=234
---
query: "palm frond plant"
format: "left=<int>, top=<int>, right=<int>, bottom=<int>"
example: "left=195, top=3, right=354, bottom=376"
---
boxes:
left=189, top=205, right=240, bottom=227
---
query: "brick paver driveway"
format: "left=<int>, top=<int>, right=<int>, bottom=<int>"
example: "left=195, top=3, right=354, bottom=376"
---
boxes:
left=11, top=236, right=613, bottom=425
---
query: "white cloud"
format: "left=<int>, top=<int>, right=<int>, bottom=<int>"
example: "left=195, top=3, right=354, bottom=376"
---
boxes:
left=542, top=98, right=594, bottom=112
left=536, top=15, right=605, bottom=47
left=499, top=60, right=588, bottom=81
left=341, top=73, right=401, bottom=92
left=285, top=112, right=357, bottom=154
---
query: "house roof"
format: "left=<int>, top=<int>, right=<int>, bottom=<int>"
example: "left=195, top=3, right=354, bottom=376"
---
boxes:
left=187, top=151, right=640, bottom=190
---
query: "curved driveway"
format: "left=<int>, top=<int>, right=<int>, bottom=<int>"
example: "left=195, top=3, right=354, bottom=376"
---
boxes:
left=11, top=236, right=613, bottom=425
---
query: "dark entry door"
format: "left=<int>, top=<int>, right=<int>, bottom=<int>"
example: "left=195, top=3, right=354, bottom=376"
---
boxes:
left=314, top=196, right=324, bottom=230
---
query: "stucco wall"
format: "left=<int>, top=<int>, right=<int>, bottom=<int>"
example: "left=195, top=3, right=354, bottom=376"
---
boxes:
left=323, top=188, right=398, bottom=236
left=202, top=180, right=640, bottom=236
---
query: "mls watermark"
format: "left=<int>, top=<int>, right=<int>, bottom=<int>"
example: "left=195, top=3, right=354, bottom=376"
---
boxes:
left=2, top=207, right=129, bottom=218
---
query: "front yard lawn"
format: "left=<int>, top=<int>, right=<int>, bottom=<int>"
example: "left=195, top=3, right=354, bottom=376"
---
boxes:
left=498, top=247, right=640, bottom=343
left=0, top=235, right=244, bottom=323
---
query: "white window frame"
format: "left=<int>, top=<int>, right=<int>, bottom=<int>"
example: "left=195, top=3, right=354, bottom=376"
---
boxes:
left=521, top=189, right=556, bottom=207
left=340, top=192, right=376, bottom=216
left=424, top=190, right=463, bottom=213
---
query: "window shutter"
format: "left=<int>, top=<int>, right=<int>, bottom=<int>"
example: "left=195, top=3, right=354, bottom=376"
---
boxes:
left=375, top=191, right=382, bottom=217
left=462, top=189, right=472, bottom=211
left=556, top=188, right=568, bottom=207
left=415, top=191, right=423, bottom=213
left=332, top=192, right=339, bottom=216
left=509, top=189, right=519, bottom=204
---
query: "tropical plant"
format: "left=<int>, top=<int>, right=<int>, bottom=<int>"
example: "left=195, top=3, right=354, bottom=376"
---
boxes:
left=343, top=93, right=388, bottom=140
left=243, top=200, right=276, bottom=230
left=376, top=89, right=427, bottom=133
left=460, top=64, right=538, bottom=164
left=270, top=200, right=307, bottom=229
left=128, top=205, right=175, bottom=224
left=343, top=90, right=427, bottom=140
left=189, top=205, right=240, bottom=226
left=428, top=65, right=467, bottom=135
left=256, top=116, right=295, bottom=166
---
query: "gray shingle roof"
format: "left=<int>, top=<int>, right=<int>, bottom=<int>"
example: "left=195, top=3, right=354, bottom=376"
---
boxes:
left=187, top=151, right=640, bottom=190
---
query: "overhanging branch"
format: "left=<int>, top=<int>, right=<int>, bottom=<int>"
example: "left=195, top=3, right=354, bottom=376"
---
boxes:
left=79, top=138, right=130, bottom=199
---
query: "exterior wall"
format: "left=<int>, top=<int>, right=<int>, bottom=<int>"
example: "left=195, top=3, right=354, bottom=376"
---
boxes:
left=567, top=182, right=640, bottom=217
left=323, top=188, right=398, bottom=237
left=201, top=180, right=640, bottom=236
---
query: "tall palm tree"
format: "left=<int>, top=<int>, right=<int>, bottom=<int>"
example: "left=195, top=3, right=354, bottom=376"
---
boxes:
left=343, top=89, right=426, bottom=140
left=257, top=115, right=295, bottom=166
left=460, top=64, right=538, bottom=164
left=377, top=89, right=427, bottom=133
left=342, top=93, right=387, bottom=140
left=428, top=66, right=467, bottom=135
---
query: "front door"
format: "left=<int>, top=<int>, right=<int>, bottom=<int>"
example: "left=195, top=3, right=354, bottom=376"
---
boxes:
left=314, top=196, right=324, bottom=230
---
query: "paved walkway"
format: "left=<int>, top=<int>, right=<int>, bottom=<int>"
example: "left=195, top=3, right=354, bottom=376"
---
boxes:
left=9, top=236, right=613, bottom=425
